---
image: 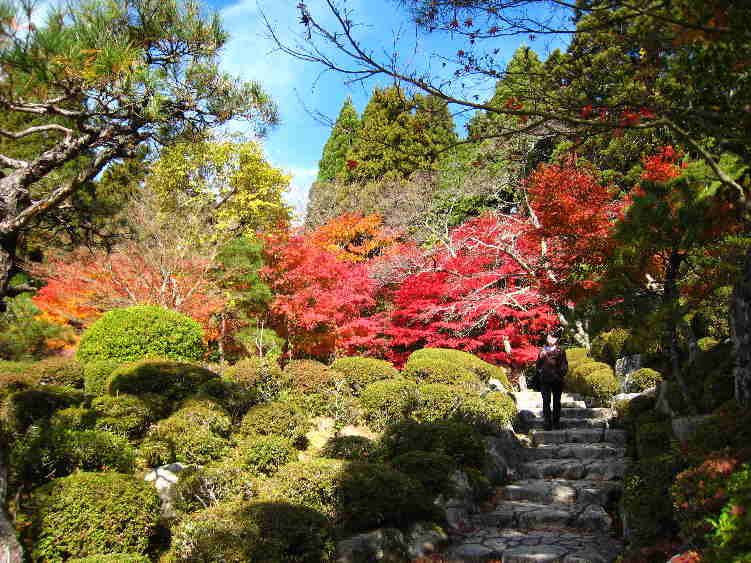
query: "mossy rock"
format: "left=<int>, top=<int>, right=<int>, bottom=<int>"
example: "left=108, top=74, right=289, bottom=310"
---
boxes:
left=167, top=500, right=335, bottom=563
left=108, top=360, right=218, bottom=404
left=224, top=356, right=285, bottom=403
left=407, top=348, right=510, bottom=388
left=627, top=368, right=663, bottom=393
left=404, top=358, right=481, bottom=389
left=23, top=472, right=160, bottom=562
left=331, top=356, right=399, bottom=395
left=76, top=305, right=205, bottom=364
left=238, top=400, right=310, bottom=446
left=359, top=378, right=417, bottom=431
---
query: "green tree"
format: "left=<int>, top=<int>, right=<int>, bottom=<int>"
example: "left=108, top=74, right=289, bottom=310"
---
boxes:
left=344, top=86, right=457, bottom=182
left=317, top=97, right=360, bottom=182
left=0, top=0, right=278, bottom=304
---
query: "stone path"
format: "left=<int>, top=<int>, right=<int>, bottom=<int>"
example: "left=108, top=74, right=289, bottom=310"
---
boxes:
left=436, top=391, right=629, bottom=562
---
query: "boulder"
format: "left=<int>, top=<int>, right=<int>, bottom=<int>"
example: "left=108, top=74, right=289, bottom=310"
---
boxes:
left=144, top=462, right=192, bottom=519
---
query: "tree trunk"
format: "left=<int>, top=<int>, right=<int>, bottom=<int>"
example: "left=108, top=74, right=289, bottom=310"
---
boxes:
left=731, top=246, right=751, bottom=407
left=0, top=234, right=17, bottom=312
left=664, top=250, right=698, bottom=415
left=0, top=450, right=24, bottom=562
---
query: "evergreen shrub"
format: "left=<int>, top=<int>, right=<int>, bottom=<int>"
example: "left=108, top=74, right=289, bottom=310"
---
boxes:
left=330, top=356, right=399, bottom=395
left=412, top=383, right=461, bottom=423
left=83, top=359, right=122, bottom=396
left=24, top=472, right=160, bottom=562
left=565, top=347, right=589, bottom=364
left=196, top=376, right=257, bottom=421
left=68, top=556, right=150, bottom=563
left=4, top=386, right=87, bottom=433
left=172, top=462, right=257, bottom=514
left=27, top=357, right=84, bottom=388
left=359, top=378, right=417, bottom=431
left=407, top=348, right=510, bottom=388
left=76, top=305, right=205, bottom=364
left=233, top=434, right=297, bottom=477
left=704, top=464, right=751, bottom=562
left=635, top=418, right=674, bottom=459
left=320, top=435, right=376, bottom=461
left=91, top=394, right=161, bottom=438
left=167, top=501, right=334, bottom=563
left=566, top=363, right=619, bottom=402
left=259, top=458, right=343, bottom=518
left=391, top=450, right=455, bottom=498
left=404, top=358, right=481, bottom=389
left=456, top=391, right=517, bottom=433
left=224, top=356, right=285, bottom=403
left=284, top=359, right=344, bottom=394
left=627, top=368, right=662, bottom=392
left=108, top=360, right=217, bottom=403
left=50, top=406, right=97, bottom=431
left=238, top=401, right=309, bottom=446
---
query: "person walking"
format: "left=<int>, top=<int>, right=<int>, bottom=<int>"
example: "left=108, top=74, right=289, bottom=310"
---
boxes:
left=535, top=330, right=568, bottom=431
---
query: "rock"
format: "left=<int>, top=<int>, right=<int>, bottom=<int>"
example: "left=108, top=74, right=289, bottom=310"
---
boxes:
left=435, top=470, right=475, bottom=529
left=488, top=377, right=507, bottom=392
left=502, top=546, right=567, bottom=562
left=671, top=415, right=714, bottom=443
left=144, top=462, right=192, bottom=519
left=336, top=528, right=406, bottom=562
left=404, top=522, right=449, bottom=558
left=615, top=355, right=642, bottom=380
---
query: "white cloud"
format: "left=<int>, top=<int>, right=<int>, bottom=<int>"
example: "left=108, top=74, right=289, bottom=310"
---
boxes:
left=284, top=166, right=318, bottom=224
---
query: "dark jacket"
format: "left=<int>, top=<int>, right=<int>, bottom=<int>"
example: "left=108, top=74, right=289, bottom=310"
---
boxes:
left=536, top=345, right=568, bottom=384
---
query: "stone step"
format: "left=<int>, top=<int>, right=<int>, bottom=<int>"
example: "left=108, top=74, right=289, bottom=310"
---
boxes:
left=472, top=500, right=613, bottom=533
left=524, top=443, right=627, bottom=462
left=527, top=418, right=610, bottom=430
left=443, top=528, right=623, bottom=563
left=521, top=407, right=615, bottom=420
left=512, top=391, right=586, bottom=410
left=531, top=428, right=628, bottom=447
left=498, top=479, right=622, bottom=507
left=520, top=458, right=630, bottom=481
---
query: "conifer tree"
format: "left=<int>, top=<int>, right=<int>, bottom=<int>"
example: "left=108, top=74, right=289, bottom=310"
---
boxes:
left=317, top=97, right=360, bottom=182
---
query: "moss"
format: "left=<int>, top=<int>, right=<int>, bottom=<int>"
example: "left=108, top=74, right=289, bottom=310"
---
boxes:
left=167, top=501, right=334, bottom=563
left=108, top=360, right=218, bottom=404
left=238, top=400, right=309, bottom=446
left=224, top=356, right=285, bottom=403
left=627, top=368, right=663, bottom=393
left=23, top=472, right=160, bottom=562
left=331, top=356, right=399, bottom=396
left=359, top=378, right=417, bottom=431
left=407, top=348, right=510, bottom=388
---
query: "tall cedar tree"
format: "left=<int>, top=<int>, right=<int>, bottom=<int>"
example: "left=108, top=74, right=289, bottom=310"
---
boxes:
left=344, top=86, right=457, bottom=182
left=317, top=97, right=361, bottom=182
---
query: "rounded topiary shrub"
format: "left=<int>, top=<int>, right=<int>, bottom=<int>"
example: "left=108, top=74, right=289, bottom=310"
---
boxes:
left=455, top=391, right=517, bottom=434
left=567, top=362, right=619, bottom=403
left=107, top=360, right=217, bottom=403
left=404, top=358, right=481, bottom=389
left=4, top=386, right=87, bottom=433
left=172, top=461, right=257, bottom=514
left=167, top=500, right=334, bottom=563
left=28, top=357, right=84, bottom=388
left=407, top=348, right=510, bottom=389
left=565, top=347, right=589, bottom=364
left=391, top=450, right=455, bottom=498
left=283, top=359, right=344, bottom=394
left=68, top=555, right=151, bottom=563
left=378, top=420, right=486, bottom=469
left=224, top=356, right=285, bottom=403
left=412, top=383, right=462, bottom=423
left=145, top=399, right=232, bottom=465
left=76, top=305, right=205, bottom=365
left=233, top=434, right=297, bottom=477
left=238, top=401, right=309, bottom=446
left=196, top=377, right=257, bottom=421
left=24, top=472, right=160, bottom=561
left=627, top=368, right=663, bottom=393
left=320, top=435, right=376, bottom=461
left=50, top=406, right=97, bottom=431
left=259, top=458, right=344, bottom=519
left=83, top=359, right=123, bottom=396
left=359, top=378, right=417, bottom=431
left=331, top=356, right=399, bottom=395
left=91, top=394, right=160, bottom=438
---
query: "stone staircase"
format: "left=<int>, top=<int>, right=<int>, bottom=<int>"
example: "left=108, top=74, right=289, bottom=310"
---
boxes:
left=437, top=391, right=629, bottom=562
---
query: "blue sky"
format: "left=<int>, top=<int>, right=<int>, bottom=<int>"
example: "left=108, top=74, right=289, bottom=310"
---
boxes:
left=207, top=0, right=567, bottom=221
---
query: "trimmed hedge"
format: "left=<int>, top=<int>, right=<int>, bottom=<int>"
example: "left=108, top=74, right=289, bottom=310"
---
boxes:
left=27, top=357, right=84, bottom=388
left=412, top=383, right=462, bottom=423
left=108, top=360, right=217, bottom=404
left=167, top=500, right=334, bottom=563
left=233, top=434, right=297, bottom=477
left=331, top=356, right=399, bottom=395
left=171, top=462, right=257, bottom=514
left=69, top=556, right=150, bottom=563
left=320, top=436, right=377, bottom=461
left=359, top=379, right=417, bottom=431
left=83, top=360, right=123, bottom=396
left=224, top=356, right=285, bottom=403
left=76, top=305, right=205, bottom=364
left=24, top=472, right=160, bottom=562
left=283, top=360, right=344, bottom=394
left=627, top=368, right=662, bottom=393
left=238, top=401, right=309, bottom=446
left=391, top=450, right=455, bottom=498
left=566, top=361, right=619, bottom=402
left=456, top=391, right=517, bottom=433
left=91, top=394, right=162, bottom=439
left=407, top=348, right=510, bottom=388
left=404, top=358, right=481, bottom=389
left=3, top=386, right=87, bottom=434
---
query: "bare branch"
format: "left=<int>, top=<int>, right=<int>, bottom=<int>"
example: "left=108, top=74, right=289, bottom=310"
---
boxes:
left=0, top=123, right=74, bottom=140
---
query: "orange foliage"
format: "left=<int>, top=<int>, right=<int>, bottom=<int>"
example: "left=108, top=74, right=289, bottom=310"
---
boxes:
left=308, top=213, right=400, bottom=263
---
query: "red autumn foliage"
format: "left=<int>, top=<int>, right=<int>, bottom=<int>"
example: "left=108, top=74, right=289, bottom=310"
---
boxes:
left=260, top=232, right=376, bottom=359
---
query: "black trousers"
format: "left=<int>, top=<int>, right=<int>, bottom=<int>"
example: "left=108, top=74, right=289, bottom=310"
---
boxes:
left=540, top=380, right=564, bottom=428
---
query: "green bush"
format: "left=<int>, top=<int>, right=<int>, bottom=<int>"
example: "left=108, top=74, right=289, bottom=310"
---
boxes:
left=391, top=450, right=455, bottom=498
left=331, top=356, right=399, bottom=395
left=68, top=555, right=150, bottom=563
left=27, top=357, right=84, bottom=388
left=145, top=399, right=232, bottom=465
left=171, top=461, right=257, bottom=514
left=10, top=427, right=135, bottom=489
left=0, top=294, right=67, bottom=361
left=378, top=420, right=486, bottom=469
left=23, top=472, right=160, bottom=562
left=224, top=356, right=285, bottom=402
left=627, top=368, right=663, bottom=392
left=320, top=436, right=376, bottom=461
left=412, top=383, right=462, bottom=423
left=404, top=358, right=481, bottom=389
left=566, top=363, right=619, bottom=402
left=233, top=434, right=297, bottom=477
left=636, top=419, right=673, bottom=459
left=704, top=464, right=751, bottom=563
left=135, top=437, right=174, bottom=469
left=50, top=406, right=97, bottom=431
left=621, top=454, right=685, bottom=548
left=591, top=328, right=632, bottom=365
left=91, top=394, right=161, bottom=438
left=83, top=359, right=123, bottom=396
left=283, top=359, right=344, bottom=394
left=108, top=360, right=218, bottom=403
left=359, top=378, right=417, bottom=431
left=196, top=376, right=257, bottom=421
left=617, top=394, right=657, bottom=434
left=407, top=348, right=510, bottom=388
left=565, top=347, right=589, bottom=364
left=3, top=386, right=87, bottom=433
left=76, top=305, right=205, bottom=364
left=456, top=391, right=517, bottom=434
left=259, top=458, right=344, bottom=519
left=238, top=401, right=309, bottom=446
left=234, top=326, right=285, bottom=359
left=0, top=366, right=37, bottom=401
left=167, top=501, right=334, bottom=563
